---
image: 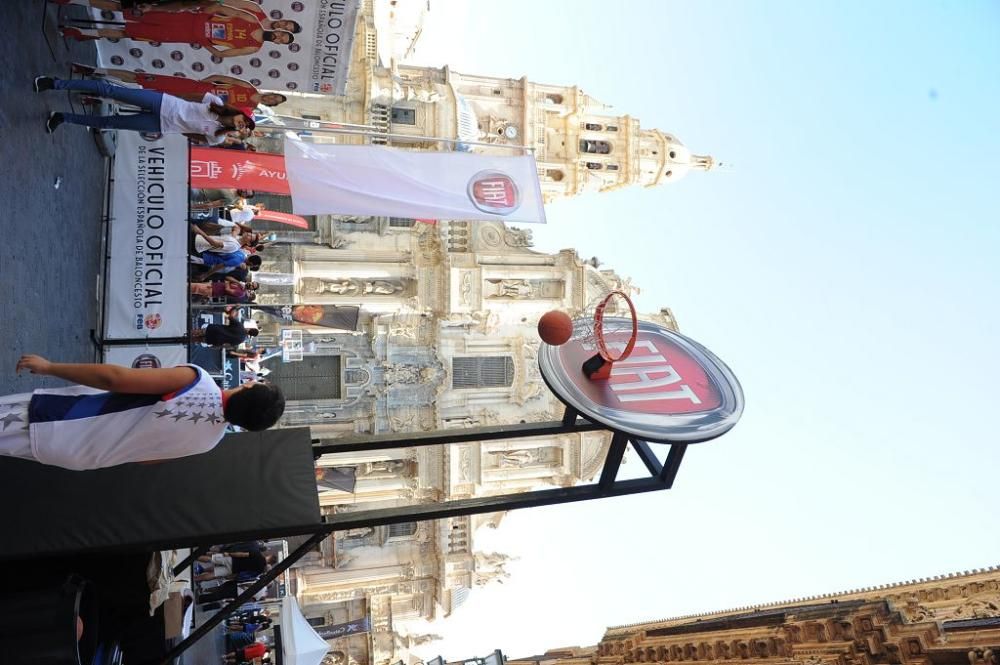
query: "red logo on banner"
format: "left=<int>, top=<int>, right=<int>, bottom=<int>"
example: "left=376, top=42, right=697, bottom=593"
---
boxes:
left=468, top=171, right=520, bottom=215
left=190, top=147, right=291, bottom=195
left=144, top=313, right=162, bottom=330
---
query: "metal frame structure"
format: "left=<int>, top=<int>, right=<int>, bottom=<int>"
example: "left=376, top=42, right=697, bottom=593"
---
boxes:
left=156, top=404, right=688, bottom=664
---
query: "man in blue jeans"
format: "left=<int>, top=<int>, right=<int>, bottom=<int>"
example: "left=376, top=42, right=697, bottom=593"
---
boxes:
left=34, top=76, right=252, bottom=144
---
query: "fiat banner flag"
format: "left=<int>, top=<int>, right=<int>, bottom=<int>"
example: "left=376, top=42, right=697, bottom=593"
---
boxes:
left=190, top=147, right=290, bottom=194
left=105, top=133, right=189, bottom=340
left=92, top=0, right=360, bottom=97
left=284, top=141, right=547, bottom=223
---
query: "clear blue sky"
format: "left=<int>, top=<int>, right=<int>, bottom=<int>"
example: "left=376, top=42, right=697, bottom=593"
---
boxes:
left=405, top=1, right=1000, bottom=660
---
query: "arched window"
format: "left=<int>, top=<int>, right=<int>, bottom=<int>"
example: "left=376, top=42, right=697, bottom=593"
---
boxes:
left=545, top=93, right=564, bottom=104
left=545, top=169, right=565, bottom=182
left=606, top=164, right=619, bottom=171
left=583, top=122, right=603, bottom=131
left=585, top=162, right=603, bottom=170
left=580, top=139, right=612, bottom=154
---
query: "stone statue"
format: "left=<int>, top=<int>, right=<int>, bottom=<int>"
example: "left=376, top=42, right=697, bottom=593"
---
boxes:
left=495, top=448, right=538, bottom=467
left=490, top=278, right=533, bottom=298
left=299, top=277, right=359, bottom=295
left=504, top=227, right=534, bottom=247
left=363, top=460, right=408, bottom=476
left=473, top=555, right=511, bottom=586
left=364, top=280, right=404, bottom=295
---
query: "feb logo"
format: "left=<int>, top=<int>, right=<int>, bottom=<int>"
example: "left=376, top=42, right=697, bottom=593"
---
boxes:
left=131, top=353, right=162, bottom=369
left=467, top=170, right=520, bottom=215
left=144, top=313, right=162, bottom=330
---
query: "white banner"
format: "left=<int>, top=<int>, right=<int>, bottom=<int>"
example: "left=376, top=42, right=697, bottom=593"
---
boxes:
left=105, top=133, right=189, bottom=339
left=103, top=345, right=188, bottom=369
left=285, top=141, right=547, bottom=223
left=92, top=0, right=360, bottom=96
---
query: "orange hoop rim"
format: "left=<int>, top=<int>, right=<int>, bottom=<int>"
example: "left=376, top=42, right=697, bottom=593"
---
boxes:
left=593, top=290, right=638, bottom=362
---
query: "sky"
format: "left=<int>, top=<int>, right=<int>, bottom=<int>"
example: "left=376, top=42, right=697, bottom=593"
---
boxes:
left=398, top=0, right=1000, bottom=661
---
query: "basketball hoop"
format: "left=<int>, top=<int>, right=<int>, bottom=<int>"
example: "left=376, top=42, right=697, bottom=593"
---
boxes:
left=572, top=290, right=638, bottom=380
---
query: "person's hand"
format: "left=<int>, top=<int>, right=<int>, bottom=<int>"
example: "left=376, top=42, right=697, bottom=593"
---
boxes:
left=16, top=355, right=52, bottom=376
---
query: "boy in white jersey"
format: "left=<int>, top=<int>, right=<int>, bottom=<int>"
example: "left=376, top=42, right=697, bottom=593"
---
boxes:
left=0, top=355, right=284, bottom=471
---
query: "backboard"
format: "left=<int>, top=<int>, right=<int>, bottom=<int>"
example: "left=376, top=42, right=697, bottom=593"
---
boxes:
left=538, top=318, right=744, bottom=443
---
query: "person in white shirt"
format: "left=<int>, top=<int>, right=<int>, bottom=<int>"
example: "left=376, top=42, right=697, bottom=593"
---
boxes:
left=0, top=355, right=284, bottom=471
left=34, top=76, right=252, bottom=142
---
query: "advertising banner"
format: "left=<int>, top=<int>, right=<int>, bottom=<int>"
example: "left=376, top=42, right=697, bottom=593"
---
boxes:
left=285, top=141, right=547, bottom=223
left=255, top=305, right=360, bottom=330
left=103, top=344, right=188, bottom=369
left=190, top=147, right=290, bottom=194
left=254, top=209, right=310, bottom=228
left=105, top=133, right=189, bottom=339
left=314, top=616, right=370, bottom=639
left=92, top=0, right=361, bottom=96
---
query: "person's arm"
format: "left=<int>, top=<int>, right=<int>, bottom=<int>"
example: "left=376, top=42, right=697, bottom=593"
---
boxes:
left=191, top=224, right=225, bottom=248
left=202, top=264, right=226, bottom=279
left=203, top=44, right=228, bottom=59
left=221, top=0, right=265, bottom=17
left=191, top=199, right=225, bottom=211
left=202, top=74, right=253, bottom=87
left=139, top=0, right=214, bottom=10
left=17, top=356, right=197, bottom=395
left=214, top=45, right=260, bottom=58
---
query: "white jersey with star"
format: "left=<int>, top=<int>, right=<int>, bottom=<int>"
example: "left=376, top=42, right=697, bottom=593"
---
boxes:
left=28, top=365, right=227, bottom=470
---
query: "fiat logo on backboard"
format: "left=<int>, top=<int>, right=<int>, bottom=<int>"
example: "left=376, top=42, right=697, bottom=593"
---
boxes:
left=538, top=319, right=744, bottom=443
left=468, top=170, right=520, bottom=215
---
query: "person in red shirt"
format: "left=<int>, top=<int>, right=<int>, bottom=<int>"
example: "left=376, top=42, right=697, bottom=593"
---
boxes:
left=54, top=0, right=301, bottom=32
left=224, top=641, right=267, bottom=663
left=70, top=66, right=287, bottom=117
left=60, top=6, right=293, bottom=58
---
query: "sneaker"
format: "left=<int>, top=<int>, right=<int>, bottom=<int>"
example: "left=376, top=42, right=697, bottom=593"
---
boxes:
left=46, top=112, right=64, bottom=134
left=33, top=76, right=55, bottom=93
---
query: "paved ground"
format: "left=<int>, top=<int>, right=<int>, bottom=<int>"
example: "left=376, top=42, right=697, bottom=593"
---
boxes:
left=1, top=4, right=107, bottom=394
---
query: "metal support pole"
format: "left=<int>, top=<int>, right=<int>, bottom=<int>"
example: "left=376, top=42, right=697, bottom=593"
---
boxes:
left=154, top=424, right=686, bottom=663
left=254, top=120, right=533, bottom=154
left=313, top=419, right=605, bottom=456
left=171, top=546, right=210, bottom=578
left=154, top=531, right=329, bottom=665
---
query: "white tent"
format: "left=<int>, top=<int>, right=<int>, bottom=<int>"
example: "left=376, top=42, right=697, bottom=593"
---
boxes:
left=280, top=596, right=331, bottom=665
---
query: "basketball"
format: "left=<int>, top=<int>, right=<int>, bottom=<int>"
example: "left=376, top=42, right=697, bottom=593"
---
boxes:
left=538, top=310, right=573, bottom=346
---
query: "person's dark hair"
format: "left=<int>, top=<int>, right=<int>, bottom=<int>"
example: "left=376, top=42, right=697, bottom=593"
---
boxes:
left=246, top=327, right=259, bottom=337
left=246, top=254, right=263, bottom=270
left=263, top=30, right=294, bottom=44
left=263, top=93, right=288, bottom=105
left=244, top=116, right=256, bottom=131
left=208, top=105, right=253, bottom=136
left=224, top=383, right=285, bottom=431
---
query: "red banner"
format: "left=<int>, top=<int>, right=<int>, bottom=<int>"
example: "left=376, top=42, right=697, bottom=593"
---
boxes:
left=190, top=147, right=290, bottom=195
left=254, top=210, right=310, bottom=229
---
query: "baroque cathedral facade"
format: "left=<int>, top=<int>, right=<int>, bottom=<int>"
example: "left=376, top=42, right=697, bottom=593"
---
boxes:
left=246, top=2, right=711, bottom=664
